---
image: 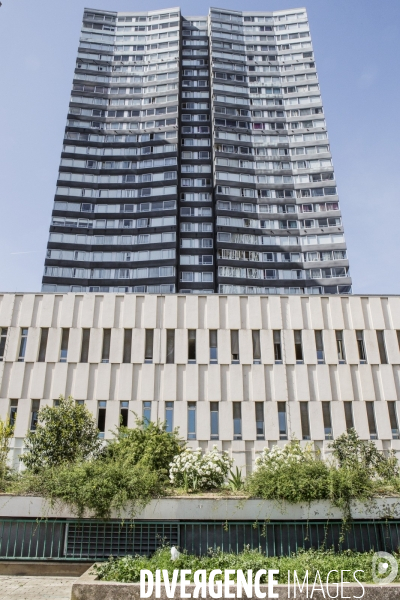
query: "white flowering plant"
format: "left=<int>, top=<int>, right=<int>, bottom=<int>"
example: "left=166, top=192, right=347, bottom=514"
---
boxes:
left=169, top=446, right=233, bottom=492
left=254, top=440, right=313, bottom=471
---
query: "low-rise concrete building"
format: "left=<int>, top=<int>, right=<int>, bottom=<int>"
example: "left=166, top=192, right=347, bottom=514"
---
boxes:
left=1, top=292, right=400, bottom=470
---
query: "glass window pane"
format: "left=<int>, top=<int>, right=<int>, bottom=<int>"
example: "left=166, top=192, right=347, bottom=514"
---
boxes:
left=9, top=399, right=18, bottom=427
left=60, top=328, right=70, bottom=363
left=30, top=399, right=40, bottom=431
left=336, top=330, right=346, bottom=362
left=278, top=402, right=287, bottom=439
left=120, top=401, right=129, bottom=427
left=231, top=330, right=239, bottom=361
left=165, top=401, right=174, bottom=432
left=322, top=401, right=333, bottom=440
left=188, top=330, right=196, bottom=361
left=233, top=402, right=242, bottom=439
left=166, top=329, right=175, bottom=363
left=388, top=402, right=399, bottom=439
left=210, top=402, right=219, bottom=439
left=0, top=328, right=8, bottom=361
left=210, top=330, right=218, bottom=362
left=145, top=329, right=154, bottom=361
left=81, top=329, right=91, bottom=363
left=255, top=402, right=264, bottom=439
left=344, top=401, right=354, bottom=431
left=366, top=401, right=377, bottom=439
left=294, top=330, right=303, bottom=362
left=98, top=401, right=107, bottom=435
left=300, top=401, right=310, bottom=440
left=38, top=328, right=49, bottom=362
left=143, top=401, right=151, bottom=425
left=123, top=329, right=132, bottom=363
left=377, top=331, right=388, bottom=364
left=102, top=329, right=111, bottom=363
left=315, top=330, right=324, bottom=363
left=18, top=328, right=29, bottom=362
left=188, top=402, right=196, bottom=439
left=252, top=330, right=261, bottom=361
left=273, top=330, right=282, bottom=362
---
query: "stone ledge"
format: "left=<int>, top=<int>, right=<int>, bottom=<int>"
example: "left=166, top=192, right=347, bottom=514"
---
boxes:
left=1, top=495, right=400, bottom=521
left=71, top=568, right=400, bottom=600
left=0, top=561, right=93, bottom=577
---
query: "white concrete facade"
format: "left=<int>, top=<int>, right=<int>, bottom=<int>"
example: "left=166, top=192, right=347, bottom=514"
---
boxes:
left=1, top=495, right=399, bottom=521
left=1, top=292, right=400, bottom=471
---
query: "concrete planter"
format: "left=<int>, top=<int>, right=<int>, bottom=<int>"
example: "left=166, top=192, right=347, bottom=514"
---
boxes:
left=71, top=567, right=400, bottom=600
left=1, top=495, right=400, bottom=521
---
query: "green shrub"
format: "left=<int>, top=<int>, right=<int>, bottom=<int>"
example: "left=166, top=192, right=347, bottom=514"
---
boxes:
left=13, top=416, right=184, bottom=519
left=327, top=464, right=374, bottom=505
left=8, top=414, right=400, bottom=522
left=0, top=417, right=14, bottom=489
left=29, top=458, right=164, bottom=519
left=94, top=546, right=400, bottom=584
left=246, top=434, right=400, bottom=515
left=20, top=396, right=101, bottom=472
left=105, top=418, right=184, bottom=474
left=247, top=441, right=331, bottom=503
left=331, top=429, right=399, bottom=479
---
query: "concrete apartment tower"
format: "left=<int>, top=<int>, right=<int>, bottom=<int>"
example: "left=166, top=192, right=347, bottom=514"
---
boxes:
left=42, top=6, right=351, bottom=296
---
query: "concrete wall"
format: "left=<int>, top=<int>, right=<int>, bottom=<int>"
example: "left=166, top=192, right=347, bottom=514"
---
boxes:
left=72, top=568, right=400, bottom=600
left=1, top=292, right=400, bottom=470
left=1, top=495, right=399, bottom=521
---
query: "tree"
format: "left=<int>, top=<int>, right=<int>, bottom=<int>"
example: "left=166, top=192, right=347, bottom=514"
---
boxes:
left=28, top=417, right=184, bottom=518
left=20, top=396, right=102, bottom=472
left=330, top=428, right=399, bottom=479
left=105, top=417, right=184, bottom=475
left=0, top=417, right=14, bottom=487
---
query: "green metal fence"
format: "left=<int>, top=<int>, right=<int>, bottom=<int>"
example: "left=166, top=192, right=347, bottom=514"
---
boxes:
left=0, top=520, right=178, bottom=561
left=179, top=521, right=400, bottom=556
left=0, top=519, right=399, bottom=561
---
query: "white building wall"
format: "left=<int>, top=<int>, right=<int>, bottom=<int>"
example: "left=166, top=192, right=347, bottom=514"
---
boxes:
left=1, top=293, right=400, bottom=472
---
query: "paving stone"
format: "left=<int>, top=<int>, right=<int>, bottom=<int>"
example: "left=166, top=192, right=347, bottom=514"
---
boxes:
left=0, top=576, right=75, bottom=600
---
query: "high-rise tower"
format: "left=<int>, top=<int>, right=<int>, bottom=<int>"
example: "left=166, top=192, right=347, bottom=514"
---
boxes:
left=42, top=7, right=351, bottom=296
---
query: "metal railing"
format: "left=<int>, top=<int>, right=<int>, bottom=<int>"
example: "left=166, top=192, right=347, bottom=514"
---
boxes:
left=0, top=519, right=399, bottom=561
left=179, top=521, right=400, bottom=556
left=0, top=520, right=178, bottom=561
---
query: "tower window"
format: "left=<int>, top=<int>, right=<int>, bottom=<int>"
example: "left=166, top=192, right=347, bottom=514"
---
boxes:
left=376, top=331, right=388, bottom=364
left=294, top=330, right=303, bottom=363
left=123, top=329, right=132, bottom=363
left=315, top=330, right=324, bottom=364
left=366, top=401, right=378, bottom=440
left=233, top=402, right=242, bottom=440
left=145, top=329, right=154, bottom=363
left=210, top=402, right=219, bottom=439
left=300, top=401, right=311, bottom=440
left=81, top=329, right=90, bottom=363
left=344, top=401, right=354, bottom=431
left=38, top=328, right=49, bottom=363
left=255, top=402, right=265, bottom=440
left=356, top=331, right=367, bottom=364
left=273, top=330, right=282, bottom=363
left=60, top=328, right=70, bottom=363
left=231, top=330, right=239, bottom=363
left=210, top=330, right=218, bottom=363
left=252, top=330, right=261, bottom=364
left=188, top=330, right=196, bottom=362
left=278, top=402, right=287, bottom=440
left=102, top=329, right=111, bottom=363
left=335, top=330, right=346, bottom=363
left=187, top=402, right=196, bottom=440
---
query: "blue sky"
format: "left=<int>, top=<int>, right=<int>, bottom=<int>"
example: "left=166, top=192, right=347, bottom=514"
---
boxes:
left=0, top=0, right=399, bottom=293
